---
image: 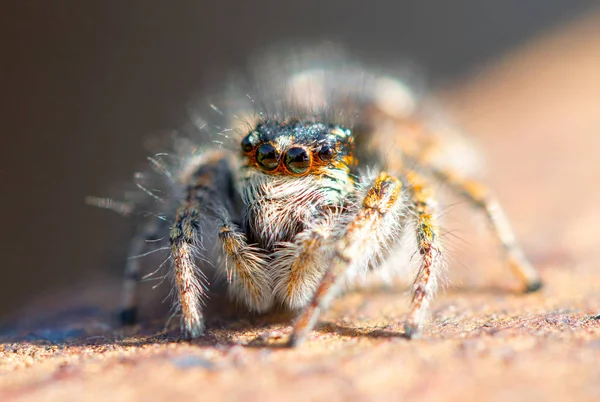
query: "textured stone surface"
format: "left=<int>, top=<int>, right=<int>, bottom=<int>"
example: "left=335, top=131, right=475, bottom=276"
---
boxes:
left=2, top=13, right=600, bottom=402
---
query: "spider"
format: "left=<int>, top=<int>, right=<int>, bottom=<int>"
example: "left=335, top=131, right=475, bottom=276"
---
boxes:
left=89, top=44, right=542, bottom=346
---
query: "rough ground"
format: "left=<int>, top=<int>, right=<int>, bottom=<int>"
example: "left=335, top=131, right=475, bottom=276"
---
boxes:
left=2, top=13, right=600, bottom=402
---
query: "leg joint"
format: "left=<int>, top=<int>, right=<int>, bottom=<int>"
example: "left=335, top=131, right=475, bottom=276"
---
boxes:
left=362, top=172, right=402, bottom=213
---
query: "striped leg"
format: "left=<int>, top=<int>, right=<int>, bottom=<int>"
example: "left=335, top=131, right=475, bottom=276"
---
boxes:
left=170, top=209, right=271, bottom=339
left=429, top=168, right=542, bottom=292
left=381, top=116, right=542, bottom=292
left=169, top=202, right=209, bottom=338
left=86, top=195, right=164, bottom=326
left=163, top=152, right=235, bottom=338
left=120, top=218, right=166, bottom=325
left=169, top=152, right=271, bottom=338
left=288, top=172, right=403, bottom=347
left=403, top=170, right=443, bottom=338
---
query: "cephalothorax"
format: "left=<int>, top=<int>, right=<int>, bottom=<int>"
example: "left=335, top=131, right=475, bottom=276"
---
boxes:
left=90, top=45, right=541, bottom=346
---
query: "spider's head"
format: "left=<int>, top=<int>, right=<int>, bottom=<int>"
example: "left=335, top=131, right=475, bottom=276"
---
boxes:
left=240, top=119, right=356, bottom=177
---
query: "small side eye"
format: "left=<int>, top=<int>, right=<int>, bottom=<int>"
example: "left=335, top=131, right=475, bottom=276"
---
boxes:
left=317, top=144, right=334, bottom=161
left=241, top=133, right=257, bottom=153
left=285, top=147, right=311, bottom=174
left=256, top=143, right=279, bottom=171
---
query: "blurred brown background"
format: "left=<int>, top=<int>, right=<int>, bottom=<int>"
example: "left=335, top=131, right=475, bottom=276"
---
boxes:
left=2, top=3, right=600, bottom=401
left=0, top=1, right=598, bottom=322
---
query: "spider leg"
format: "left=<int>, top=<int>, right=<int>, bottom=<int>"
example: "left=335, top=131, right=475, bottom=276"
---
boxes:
left=168, top=151, right=271, bottom=338
left=373, top=114, right=542, bottom=292
left=403, top=170, right=443, bottom=338
left=429, top=166, right=542, bottom=291
left=288, top=172, right=403, bottom=347
left=120, top=218, right=166, bottom=325
left=170, top=207, right=207, bottom=339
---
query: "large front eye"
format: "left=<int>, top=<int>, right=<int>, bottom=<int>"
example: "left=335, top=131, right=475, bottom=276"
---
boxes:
left=256, top=143, right=279, bottom=171
left=285, top=147, right=311, bottom=174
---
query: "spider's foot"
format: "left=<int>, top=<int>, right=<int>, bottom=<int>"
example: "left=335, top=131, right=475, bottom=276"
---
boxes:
left=524, top=279, right=543, bottom=293
left=182, top=325, right=206, bottom=340
left=248, top=329, right=289, bottom=347
left=508, top=257, right=542, bottom=294
left=119, top=308, right=138, bottom=326
left=403, top=322, right=421, bottom=340
left=286, top=332, right=303, bottom=348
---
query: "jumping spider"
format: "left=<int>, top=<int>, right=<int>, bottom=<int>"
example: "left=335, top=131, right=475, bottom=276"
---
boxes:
left=89, top=45, right=541, bottom=346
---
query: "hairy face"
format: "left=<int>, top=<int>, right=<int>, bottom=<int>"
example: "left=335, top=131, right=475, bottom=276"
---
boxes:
left=237, top=119, right=357, bottom=249
left=240, top=119, right=356, bottom=177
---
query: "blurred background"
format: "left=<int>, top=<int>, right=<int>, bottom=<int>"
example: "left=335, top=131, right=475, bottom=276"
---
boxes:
left=1, top=1, right=598, bottom=322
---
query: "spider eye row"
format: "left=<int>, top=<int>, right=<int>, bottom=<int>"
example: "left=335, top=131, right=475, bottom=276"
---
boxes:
left=241, top=134, right=334, bottom=175
left=256, top=143, right=280, bottom=171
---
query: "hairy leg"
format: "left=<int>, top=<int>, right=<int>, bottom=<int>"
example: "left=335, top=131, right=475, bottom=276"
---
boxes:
left=403, top=170, right=444, bottom=338
left=168, top=151, right=272, bottom=338
left=120, top=217, right=166, bottom=325
left=371, top=113, right=542, bottom=292
left=169, top=200, right=209, bottom=338
left=85, top=195, right=162, bottom=325
left=429, top=167, right=541, bottom=291
left=288, top=172, right=403, bottom=347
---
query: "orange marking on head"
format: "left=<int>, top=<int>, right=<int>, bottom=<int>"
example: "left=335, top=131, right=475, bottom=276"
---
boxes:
left=242, top=140, right=354, bottom=177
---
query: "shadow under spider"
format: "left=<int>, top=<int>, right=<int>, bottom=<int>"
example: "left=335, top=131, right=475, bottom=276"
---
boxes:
left=0, top=280, right=540, bottom=349
left=0, top=293, right=298, bottom=349
left=317, top=322, right=410, bottom=340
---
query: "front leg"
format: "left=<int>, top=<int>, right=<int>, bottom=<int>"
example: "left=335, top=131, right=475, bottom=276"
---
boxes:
left=288, top=172, right=404, bottom=347
left=172, top=211, right=272, bottom=339
left=169, top=151, right=270, bottom=338
left=403, top=170, right=443, bottom=338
